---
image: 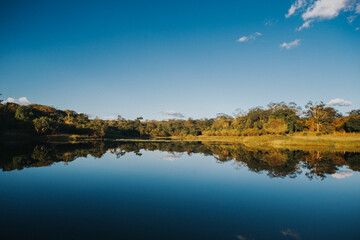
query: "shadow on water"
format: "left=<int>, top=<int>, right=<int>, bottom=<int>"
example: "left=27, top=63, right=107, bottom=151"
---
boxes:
left=1, top=141, right=359, bottom=180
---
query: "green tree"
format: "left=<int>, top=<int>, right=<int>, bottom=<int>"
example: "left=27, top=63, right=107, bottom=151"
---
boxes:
left=348, top=110, right=360, bottom=116
left=264, top=119, right=288, bottom=135
left=344, top=117, right=360, bottom=132
left=15, top=106, right=33, bottom=121
left=33, top=117, right=54, bottom=135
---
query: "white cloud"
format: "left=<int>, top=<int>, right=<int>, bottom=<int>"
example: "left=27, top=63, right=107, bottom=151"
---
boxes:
left=4, top=97, right=31, bottom=105
left=302, top=0, right=349, bottom=21
left=286, top=0, right=360, bottom=30
left=286, top=0, right=308, bottom=18
left=296, top=19, right=313, bottom=30
left=356, top=26, right=360, bottom=30
left=347, top=15, right=357, bottom=23
left=327, top=98, right=352, bottom=106
left=160, top=110, right=185, bottom=118
left=280, top=39, right=301, bottom=50
left=331, top=171, right=353, bottom=179
left=237, top=36, right=249, bottom=42
left=356, top=2, right=360, bottom=13
left=237, top=32, right=262, bottom=42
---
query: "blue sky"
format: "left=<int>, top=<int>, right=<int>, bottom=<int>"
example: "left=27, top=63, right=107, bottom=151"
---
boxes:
left=1, top=0, right=359, bottom=120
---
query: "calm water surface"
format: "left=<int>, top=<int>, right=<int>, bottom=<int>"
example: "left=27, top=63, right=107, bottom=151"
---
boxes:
left=0, top=142, right=359, bottom=240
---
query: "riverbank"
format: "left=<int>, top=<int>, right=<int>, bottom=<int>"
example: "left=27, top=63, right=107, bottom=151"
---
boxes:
left=168, top=134, right=360, bottom=151
left=108, top=134, right=360, bottom=151
left=2, top=133, right=360, bottom=151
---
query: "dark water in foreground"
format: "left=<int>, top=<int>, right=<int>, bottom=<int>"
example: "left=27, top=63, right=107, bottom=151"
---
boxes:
left=0, top=141, right=359, bottom=240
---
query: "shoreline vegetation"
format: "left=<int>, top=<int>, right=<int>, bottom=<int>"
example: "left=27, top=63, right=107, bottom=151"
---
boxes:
left=3, top=132, right=359, bottom=150
left=0, top=136, right=359, bottom=181
left=1, top=140, right=359, bottom=179
left=1, top=99, right=359, bottom=150
left=3, top=133, right=360, bottom=152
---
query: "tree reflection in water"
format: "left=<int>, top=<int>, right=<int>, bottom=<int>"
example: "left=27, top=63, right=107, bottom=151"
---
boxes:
left=1, top=141, right=359, bottom=180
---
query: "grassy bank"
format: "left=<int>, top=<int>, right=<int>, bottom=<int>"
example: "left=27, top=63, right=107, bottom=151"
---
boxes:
left=168, top=134, right=360, bottom=151
left=47, top=133, right=360, bottom=151
left=2, top=133, right=359, bottom=152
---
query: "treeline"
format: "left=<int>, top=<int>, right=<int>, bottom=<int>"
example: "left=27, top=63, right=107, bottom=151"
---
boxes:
left=0, top=100, right=359, bottom=138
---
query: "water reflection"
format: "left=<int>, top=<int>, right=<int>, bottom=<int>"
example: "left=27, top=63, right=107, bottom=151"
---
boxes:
left=1, top=141, right=359, bottom=180
left=159, top=153, right=184, bottom=161
left=331, top=171, right=353, bottom=179
left=280, top=229, right=301, bottom=239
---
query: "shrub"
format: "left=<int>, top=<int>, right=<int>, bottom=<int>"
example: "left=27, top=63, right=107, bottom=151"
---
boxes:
left=344, top=117, right=360, bottom=132
left=322, top=125, right=335, bottom=134
left=263, top=119, right=288, bottom=135
left=33, top=117, right=55, bottom=135
left=15, top=106, right=33, bottom=122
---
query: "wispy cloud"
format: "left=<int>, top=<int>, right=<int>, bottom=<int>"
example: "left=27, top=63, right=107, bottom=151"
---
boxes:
left=327, top=98, right=352, bottom=106
left=347, top=15, right=357, bottom=23
left=286, top=0, right=360, bottom=30
left=237, top=32, right=262, bottom=42
left=286, top=0, right=308, bottom=18
left=237, top=36, right=249, bottom=42
left=280, top=39, right=301, bottom=50
left=296, top=19, right=313, bottom=31
left=160, top=110, right=185, bottom=118
left=356, top=27, right=360, bottom=30
left=331, top=171, right=353, bottom=179
left=264, top=18, right=278, bottom=26
left=4, top=97, right=31, bottom=105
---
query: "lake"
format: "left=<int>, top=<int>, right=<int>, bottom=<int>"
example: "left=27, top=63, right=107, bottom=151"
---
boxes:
left=0, top=141, right=359, bottom=240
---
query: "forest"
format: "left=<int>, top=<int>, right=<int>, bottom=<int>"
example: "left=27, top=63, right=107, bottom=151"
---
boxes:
left=0, top=98, right=359, bottom=139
